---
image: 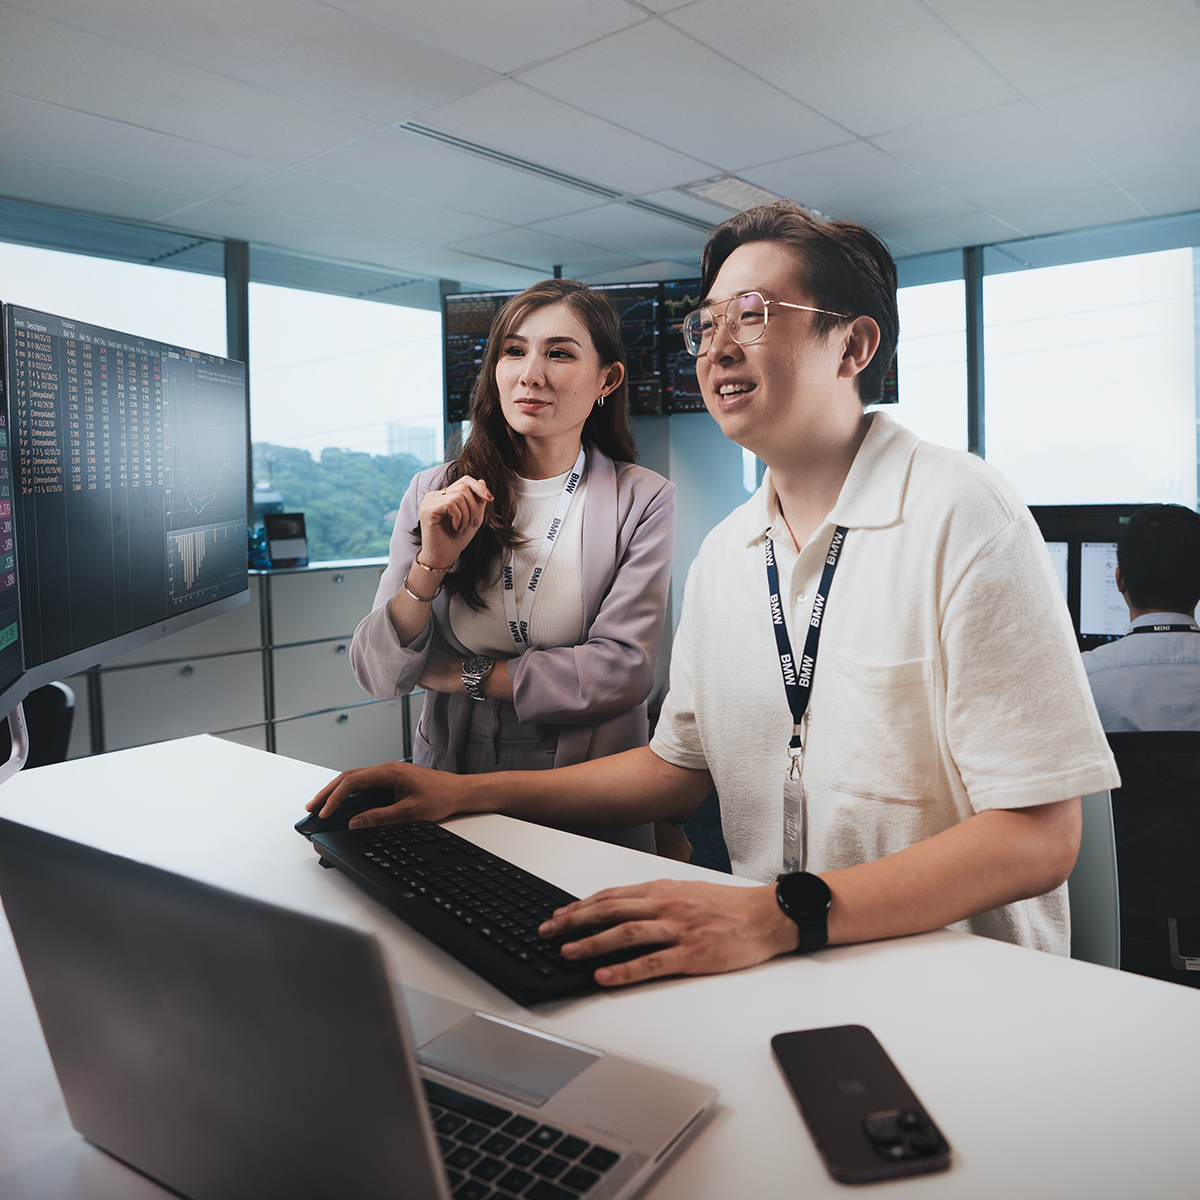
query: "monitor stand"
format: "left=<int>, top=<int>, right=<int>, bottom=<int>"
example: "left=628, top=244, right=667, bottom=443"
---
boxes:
left=0, top=704, right=29, bottom=787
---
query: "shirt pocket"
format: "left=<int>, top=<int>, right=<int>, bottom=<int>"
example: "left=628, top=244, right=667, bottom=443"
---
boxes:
left=817, top=650, right=939, bottom=805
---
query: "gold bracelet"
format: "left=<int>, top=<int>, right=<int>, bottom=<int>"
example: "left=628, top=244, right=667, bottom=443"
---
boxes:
left=401, top=568, right=441, bottom=603
left=412, top=555, right=454, bottom=574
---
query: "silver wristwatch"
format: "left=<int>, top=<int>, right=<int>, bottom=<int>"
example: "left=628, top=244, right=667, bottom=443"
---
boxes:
left=461, top=655, right=496, bottom=701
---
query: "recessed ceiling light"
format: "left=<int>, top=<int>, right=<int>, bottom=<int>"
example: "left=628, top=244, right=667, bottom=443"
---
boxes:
left=677, top=175, right=784, bottom=213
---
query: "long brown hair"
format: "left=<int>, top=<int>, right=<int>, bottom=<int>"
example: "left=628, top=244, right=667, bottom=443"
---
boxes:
left=427, top=279, right=638, bottom=609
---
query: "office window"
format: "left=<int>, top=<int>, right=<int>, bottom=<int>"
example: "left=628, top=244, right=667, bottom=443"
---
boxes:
left=0, top=240, right=225, bottom=354
left=879, top=279, right=968, bottom=451
left=984, top=248, right=1196, bottom=507
left=249, top=283, right=443, bottom=563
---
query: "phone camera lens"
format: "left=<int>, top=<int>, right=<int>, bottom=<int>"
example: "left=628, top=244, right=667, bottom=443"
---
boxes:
left=871, top=1121, right=903, bottom=1146
left=896, top=1109, right=925, bottom=1130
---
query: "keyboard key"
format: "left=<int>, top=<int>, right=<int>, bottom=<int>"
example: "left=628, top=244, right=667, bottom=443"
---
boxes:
left=526, top=1182, right=576, bottom=1200
left=532, top=1154, right=567, bottom=1178
left=481, top=1133, right=515, bottom=1156
left=446, top=1169, right=464, bottom=1188
left=470, top=1156, right=508, bottom=1181
left=425, top=1080, right=513, bottom=1127
left=459, top=1122, right=490, bottom=1145
left=497, top=1168, right=534, bottom=1193
left=438, top=1135, right=455, bottom=1155
left=555, top=1136, right=589, bottom=1160
left=436, top=1113, right=467, bottom=1135
left=505, top=1142, right=541, bottom=1166
left=445, top=1145, right=481, bottom=1170
left=580, top=1146, right=620, bottom=1172
left=502, top=1115, right=538, bottom=1138
left=529, top=1126, right=563, bottom=1149
left=454, top=1181, right=492, bottom=1200
left=561, top=1166, right=600, bottom=1192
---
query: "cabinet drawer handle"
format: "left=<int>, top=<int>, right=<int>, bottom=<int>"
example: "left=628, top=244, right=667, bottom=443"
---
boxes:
left=333, top=573, right=345, bottom=584
left=335, top=643, right=347, bottom=654
left=338, top=712, right=349, bottom=724
left=182, top=664, right=195, bottom=677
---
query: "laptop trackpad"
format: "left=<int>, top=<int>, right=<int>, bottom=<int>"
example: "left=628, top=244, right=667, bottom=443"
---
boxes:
left=418, top=1013, right=601, bottom=1108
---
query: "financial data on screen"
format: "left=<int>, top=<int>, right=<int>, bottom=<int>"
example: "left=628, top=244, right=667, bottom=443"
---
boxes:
left=5, top=305, right=247, bottom=670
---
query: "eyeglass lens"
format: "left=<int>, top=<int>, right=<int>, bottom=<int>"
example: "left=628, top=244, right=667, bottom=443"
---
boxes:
left=681, top=293, right=767, bottom=355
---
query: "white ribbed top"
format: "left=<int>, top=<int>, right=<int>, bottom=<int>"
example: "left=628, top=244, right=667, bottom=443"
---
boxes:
left=449, top=465, right=587, bottom=658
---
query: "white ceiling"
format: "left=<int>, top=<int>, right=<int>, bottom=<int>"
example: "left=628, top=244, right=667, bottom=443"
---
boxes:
left=1, top=0, right=1198, bottom=292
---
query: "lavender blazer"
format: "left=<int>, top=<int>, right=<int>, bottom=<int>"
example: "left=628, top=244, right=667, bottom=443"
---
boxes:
left=350, top=447, right=675, bottom=842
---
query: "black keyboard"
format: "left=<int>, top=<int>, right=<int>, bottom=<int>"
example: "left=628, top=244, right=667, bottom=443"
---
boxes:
left=305, top=821, right=638, bottom=1005
left=425, top=1078, right=621, bottom=1200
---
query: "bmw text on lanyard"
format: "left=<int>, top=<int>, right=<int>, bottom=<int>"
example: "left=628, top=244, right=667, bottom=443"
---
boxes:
left=766, top=525, right=849, bottom=779
left=503, top=447, right=586, bottom=652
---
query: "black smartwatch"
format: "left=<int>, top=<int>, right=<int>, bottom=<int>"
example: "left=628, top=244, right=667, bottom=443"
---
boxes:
left=775, top=871, right=832, bottom=953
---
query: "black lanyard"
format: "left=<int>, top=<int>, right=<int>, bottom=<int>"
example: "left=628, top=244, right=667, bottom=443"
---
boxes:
left=1125, top=623, right=1200, bottom=635
left=766, top=525, right=848, bottom=759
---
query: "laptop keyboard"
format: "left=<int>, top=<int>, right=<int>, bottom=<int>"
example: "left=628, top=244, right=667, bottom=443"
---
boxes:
left=425, top=1079, right=622, bottom=1200
left=307, top=820, right=645, bottom=1005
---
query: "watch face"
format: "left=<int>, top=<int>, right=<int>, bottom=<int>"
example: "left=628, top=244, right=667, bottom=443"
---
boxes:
left=464, top=656, right=494, bottom=676
left=778, top=871, right=832, bottom=919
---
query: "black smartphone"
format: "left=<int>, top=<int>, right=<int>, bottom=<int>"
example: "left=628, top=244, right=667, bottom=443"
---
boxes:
left=771, top=1024, right=951, bottom=1184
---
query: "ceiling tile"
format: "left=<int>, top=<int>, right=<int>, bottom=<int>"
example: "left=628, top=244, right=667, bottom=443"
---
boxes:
left=871, top=101, right=1116, bottom=211
left=413, top=79, right=714, bottom=196
left=447, top=226, right=638, bottom=278
left=586, top=258, right=702, bottom=283
left=742, top=141, right=973, bottom=230
left=0, top=93, right=274, bottom=195
left=5, top=0, right=496, bottom=125
left=666, top=0, right=1019, bottom=136
left=177, top=196, right=430, bottom=266
left=221, top=172, right=506, bottom=248
left=638, top=187, right=728, bottom=225
left=320, top=0, right=646, bottom=74
left=874, top=211, right=1026, bottom=255
left=1128, top=178, right=1200, bottom=220
left=385, top=246, right=547, bottom=291
left=0, top=151, right=202, bottom=224
left=516, top=20, right=849, bottom=171
left=0, top=6, right=378, bottom=164
left=987, top=188, right=1149, bottom=239
left=531, top=202, right=708, bottom=261
left=303, top=129, right=604, bottom=226
left=1036, top=58, right=1200, bottom=201
left=922, top=0, right=1200, bottom=97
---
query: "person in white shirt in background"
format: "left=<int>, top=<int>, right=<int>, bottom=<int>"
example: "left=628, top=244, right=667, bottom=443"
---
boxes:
left=313, top=201, right=1119, bottom=982
left=1083, top=503, right=1200, bottom=732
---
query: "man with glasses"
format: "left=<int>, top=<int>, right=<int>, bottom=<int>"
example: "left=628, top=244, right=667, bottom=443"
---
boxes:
left=314, top=201, right=1119, bottom=982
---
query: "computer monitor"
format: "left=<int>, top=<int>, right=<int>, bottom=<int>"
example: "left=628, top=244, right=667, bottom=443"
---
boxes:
left=0, top=340, right=27, bottom=726
left=1029, top=505, right=1142, bottom=651
left=2, top=304, right=250, bottom=692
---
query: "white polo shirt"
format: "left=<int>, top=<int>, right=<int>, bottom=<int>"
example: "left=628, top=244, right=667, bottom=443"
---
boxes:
left=652, top=412, right=1119, bottom=954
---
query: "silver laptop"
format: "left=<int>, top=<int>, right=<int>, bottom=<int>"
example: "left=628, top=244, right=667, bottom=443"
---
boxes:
left=0, top=818, right=715, bottom=1200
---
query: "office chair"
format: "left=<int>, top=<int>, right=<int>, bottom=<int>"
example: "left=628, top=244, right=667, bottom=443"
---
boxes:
left=1107, top=731, right=1200, bottom=989
left=1068, top=791, right=1120, bottom=968
left=0, top=681, right=76, bottom=769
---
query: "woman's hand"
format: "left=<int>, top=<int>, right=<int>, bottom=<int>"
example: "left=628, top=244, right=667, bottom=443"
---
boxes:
left=537, top=879, right=800, bottom=987
left=306, top=761, right=478, bottom=828
left=417, top=637, right=467, bottom=693
left=417, top=476, right=493, bottom=569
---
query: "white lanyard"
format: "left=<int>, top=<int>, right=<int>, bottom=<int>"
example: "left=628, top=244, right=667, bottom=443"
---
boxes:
left=502, top=447, right=586, bottom=652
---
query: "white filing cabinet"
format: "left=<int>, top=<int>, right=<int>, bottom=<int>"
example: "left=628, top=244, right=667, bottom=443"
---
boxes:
left=68, top=560, right=421, bottom=771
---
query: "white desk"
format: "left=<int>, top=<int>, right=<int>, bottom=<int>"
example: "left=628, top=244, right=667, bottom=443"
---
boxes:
left=1, top=736, right=1197, bottom=1199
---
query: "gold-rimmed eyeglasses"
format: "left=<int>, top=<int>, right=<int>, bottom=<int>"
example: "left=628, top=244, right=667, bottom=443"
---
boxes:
left=679, top=291, right=849, bottom=356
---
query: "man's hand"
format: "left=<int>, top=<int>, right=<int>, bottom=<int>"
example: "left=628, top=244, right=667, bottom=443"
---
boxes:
left=537, top=878, right=800, bottom=988
left=306, top=761, right=478, bottom=828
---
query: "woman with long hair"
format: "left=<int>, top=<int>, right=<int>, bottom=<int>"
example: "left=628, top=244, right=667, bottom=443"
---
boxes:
left=349, top=279, right=675, bottom=850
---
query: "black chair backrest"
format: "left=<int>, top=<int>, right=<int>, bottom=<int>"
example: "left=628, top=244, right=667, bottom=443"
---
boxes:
left=0, top=682, right=76, bottom=769
left=1107, top=731, right=1200, bottom=987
